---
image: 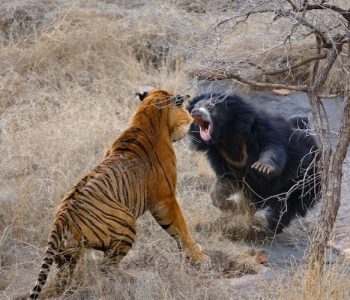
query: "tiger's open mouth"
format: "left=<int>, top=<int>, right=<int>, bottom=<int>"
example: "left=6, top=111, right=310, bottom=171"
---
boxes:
left=191, top=108, right=212, bottom=141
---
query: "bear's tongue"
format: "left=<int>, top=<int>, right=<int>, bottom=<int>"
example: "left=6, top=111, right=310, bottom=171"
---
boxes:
left=200, top=125, right=211, bottom=141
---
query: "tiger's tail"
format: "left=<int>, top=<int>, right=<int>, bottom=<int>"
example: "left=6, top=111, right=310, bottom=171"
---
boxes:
left=28, top=217, right=68, bottom=300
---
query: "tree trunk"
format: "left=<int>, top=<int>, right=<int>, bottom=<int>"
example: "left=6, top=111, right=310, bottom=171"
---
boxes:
left=307, top=45, right=350, bottom=268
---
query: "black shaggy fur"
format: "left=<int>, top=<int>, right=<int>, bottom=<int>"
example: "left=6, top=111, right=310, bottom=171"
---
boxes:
left=187, top=93, right=320, bottom=234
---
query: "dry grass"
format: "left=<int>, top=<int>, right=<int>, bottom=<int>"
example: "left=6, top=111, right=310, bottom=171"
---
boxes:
left=0, top=0, right=349, bottom=299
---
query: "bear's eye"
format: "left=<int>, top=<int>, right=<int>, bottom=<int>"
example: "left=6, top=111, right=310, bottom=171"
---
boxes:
left=207, top=100, right=216, bottom=110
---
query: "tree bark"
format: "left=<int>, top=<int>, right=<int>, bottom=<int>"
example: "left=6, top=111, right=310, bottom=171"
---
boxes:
left=307, top=42, right=350, bottom=268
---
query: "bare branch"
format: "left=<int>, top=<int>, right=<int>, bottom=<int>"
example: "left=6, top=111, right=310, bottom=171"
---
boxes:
left=217, top=6, right=335, bottom=48
left=216, top=12, right=250, bottom=28
left=311, top=36, right=322, bottom=85
left=286, top=0, right=297, bottom=11
left=189, top=68, right=308, bottom=91
left=313, top=44, right=343, bottom=90
left=317, top=92, right=343, bottom=99
left=226, top=73, right=308, bottom=91
left=191, top=52, right=327, bottom=81
left=277, top=9, right=330, bottom=47
left=262, top=53, right=327, bottom=76
left=297, top=4, right=350, bottom=22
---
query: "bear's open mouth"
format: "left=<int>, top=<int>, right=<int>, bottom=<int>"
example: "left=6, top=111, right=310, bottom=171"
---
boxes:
left=191, top=109, right=212, bottom=141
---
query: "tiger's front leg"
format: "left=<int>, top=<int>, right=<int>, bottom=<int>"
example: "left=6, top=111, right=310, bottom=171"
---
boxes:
left=151, top=198, right=207, bottom=263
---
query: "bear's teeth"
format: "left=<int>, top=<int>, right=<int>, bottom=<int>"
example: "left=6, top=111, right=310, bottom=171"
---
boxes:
left=200, top=125, right=211, bottom=141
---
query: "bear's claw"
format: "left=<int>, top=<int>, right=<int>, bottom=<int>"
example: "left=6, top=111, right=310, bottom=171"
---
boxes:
left=251, top=161, right=278, bottom=177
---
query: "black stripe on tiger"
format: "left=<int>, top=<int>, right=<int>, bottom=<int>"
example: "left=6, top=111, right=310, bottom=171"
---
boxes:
left=160, top=222, right=173, bottom=230
left=134, top=128, right=172, bottom=188
left=68, top=210, right=106, bottom=248
left=117, top=138, right=153, bottom=163
left=75, top=199, right=136, bottom=235
left=112, top=147, right=146, bottom=163
left=28, top=220, right=66, bottom=299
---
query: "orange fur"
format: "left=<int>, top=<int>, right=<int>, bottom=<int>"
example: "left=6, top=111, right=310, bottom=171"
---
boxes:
left=28, top=89, right=206, bottom=299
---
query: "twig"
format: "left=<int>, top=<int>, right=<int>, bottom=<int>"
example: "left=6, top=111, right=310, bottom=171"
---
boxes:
left=190, top=68, right=308, bottom=91
left=278, top=9, right=330, bottom=47
left=262, top=53, right=327, bottom=76
left=216, top=7, right=280, bottom=28
left=297, top=4, right=350, bottom=22
left=286, top=0, right=297, bottom=11
left=13, top=238, right=44, bottom=253
left=317, top=92, right=343, bottom=98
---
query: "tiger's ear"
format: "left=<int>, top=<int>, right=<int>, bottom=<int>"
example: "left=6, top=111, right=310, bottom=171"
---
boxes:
left=136, top=91, right=148, bottom=102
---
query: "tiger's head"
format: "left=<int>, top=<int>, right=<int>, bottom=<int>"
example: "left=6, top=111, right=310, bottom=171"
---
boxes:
left=135, top=89, right=193, bottom=142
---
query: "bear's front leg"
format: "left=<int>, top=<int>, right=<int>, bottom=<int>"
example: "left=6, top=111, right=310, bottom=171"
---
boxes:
left=251, top=146, right=287, bottom=178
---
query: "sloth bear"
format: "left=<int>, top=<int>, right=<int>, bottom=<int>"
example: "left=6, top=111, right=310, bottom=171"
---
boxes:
left=187, top=93, right=320, bottom=234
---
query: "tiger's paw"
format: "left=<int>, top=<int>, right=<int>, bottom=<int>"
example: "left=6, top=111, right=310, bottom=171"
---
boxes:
left=189, top=244, right=209, bottom=263
left=196, top=252, right=210, bottom=262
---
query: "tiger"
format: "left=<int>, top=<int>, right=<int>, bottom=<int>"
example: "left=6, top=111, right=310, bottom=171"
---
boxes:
left=28, top=89, right=207, bottom=299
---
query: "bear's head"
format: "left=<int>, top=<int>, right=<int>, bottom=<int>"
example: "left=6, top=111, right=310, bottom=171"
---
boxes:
left=186, top=93, right=255, bottom=149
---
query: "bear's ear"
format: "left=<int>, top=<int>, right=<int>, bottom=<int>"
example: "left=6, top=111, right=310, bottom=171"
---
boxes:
left=136, top=91, right=149, bottom=102
left=171, top=94, right=190, bottom=107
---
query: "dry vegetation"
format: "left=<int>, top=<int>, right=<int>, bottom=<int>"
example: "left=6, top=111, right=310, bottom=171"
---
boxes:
left=0, top=0, right=349, bottom=299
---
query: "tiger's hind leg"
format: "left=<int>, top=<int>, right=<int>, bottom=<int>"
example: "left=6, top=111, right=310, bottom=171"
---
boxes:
left=101, top=238, right=135, bottom=275
left=101, top=214, right=136, bottom=274
left=54, top=247, right=82, bottom=295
